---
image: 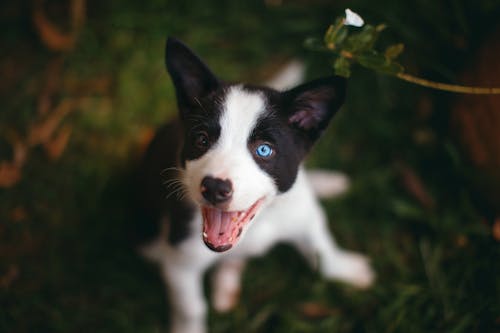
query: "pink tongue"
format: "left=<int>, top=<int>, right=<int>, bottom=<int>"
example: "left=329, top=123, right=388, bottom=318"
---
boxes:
left=202, top=207, right=244, bottom=252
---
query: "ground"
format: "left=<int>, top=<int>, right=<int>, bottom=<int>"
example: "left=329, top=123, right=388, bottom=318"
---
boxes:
left=1, top=1, right=499, bottom=332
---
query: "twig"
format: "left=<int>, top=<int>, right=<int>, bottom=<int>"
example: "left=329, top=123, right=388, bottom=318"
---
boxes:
left=396, top=73, right=500, bottom=94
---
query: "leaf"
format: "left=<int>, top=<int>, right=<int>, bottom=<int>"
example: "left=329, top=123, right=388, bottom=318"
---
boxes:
left=358, top=51, right=404, bottom=75
left=324, top=21, right=348, bottom=49
left=385, top=43, right=405, bottom=60
left=304, top=37, right=330, bottom=52
left=382, top=61, right=404, bottom=74
left=0, top=135, right=27, bottom=188
left=32, top=0, right=86, bottom=52
left=333, top=56, right=351, bottom=78
left=344, top=24, right=380, bottom=53
left=375, top=23, right=387, bottom=32
left=44, top=124, right=73, bottom=160
left=332, top=27, right=349, bottom=47
left=0, top=162, right=22, bottom=188
left=391, top=199, right=425, bottom=220
left=28, top=99, right=73, bottom=146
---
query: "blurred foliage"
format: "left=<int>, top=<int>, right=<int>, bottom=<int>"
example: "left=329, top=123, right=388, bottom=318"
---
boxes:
left=1, top=0, right=500, bottom=332
left=306, top=10, right=500, bottom=93
left=306, top=15, right=405, bottom=77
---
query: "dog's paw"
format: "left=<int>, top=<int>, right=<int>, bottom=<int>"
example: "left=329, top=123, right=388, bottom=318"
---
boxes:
left=212, top=285, right=240, bottom=313
left=306, top=170, right=350, bottom=199
left=321, top=251, right=375, bottom=289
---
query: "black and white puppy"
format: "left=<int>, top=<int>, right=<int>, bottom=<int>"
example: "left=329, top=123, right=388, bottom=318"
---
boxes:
left=137, top=38, right=374, bottom=333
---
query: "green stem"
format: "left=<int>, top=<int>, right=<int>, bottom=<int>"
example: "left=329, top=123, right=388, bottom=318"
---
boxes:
left=396, top=72, right=500, bottom=94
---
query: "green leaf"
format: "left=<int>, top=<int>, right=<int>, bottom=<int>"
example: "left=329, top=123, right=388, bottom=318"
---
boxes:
left=385, top=43, right=405, bottom=60
left=323, top=19, right=348, bottom=49
left=333, top=56, right=351, bottom=78
left=332, top=27, right=349, bottom=47
left=343, top=25, right=381, bottom=53
left=391, top=199, right=425, bottom=220
left=375, top=23, right=387, bottom=32
left=358, top=51, right=404, bottom=75
left=303, top=37, right=330, bottom=52
left=357, top=51, right=386, bottom=68
left=383, top=61, right=404, bottom=75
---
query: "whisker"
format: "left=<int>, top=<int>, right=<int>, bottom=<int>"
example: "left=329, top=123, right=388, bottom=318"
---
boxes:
left=164, top=183, right=183, bottom=193
left=166, top=185, right=189, bottom=200
left=177, top=190, right=189, bottom=201
left=163, top=180, right=184, bottom=193
left=193, top=97, right=209, bottom=114
left=162, top=175, right=189, bottom=201
left=160, top=167, right=184, bottom=177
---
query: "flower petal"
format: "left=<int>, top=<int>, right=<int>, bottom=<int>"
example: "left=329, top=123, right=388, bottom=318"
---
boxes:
left=344, top=8, right=364, bottom=27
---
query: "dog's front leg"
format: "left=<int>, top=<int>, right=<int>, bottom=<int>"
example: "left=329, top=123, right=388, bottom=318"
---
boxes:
left=211, top=259, right=246, bottom=312
left=298, top=205, right=375, bottom=289
left=161, top=262, right=208, bottom=333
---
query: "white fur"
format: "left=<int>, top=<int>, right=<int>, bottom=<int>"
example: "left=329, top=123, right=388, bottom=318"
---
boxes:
left=142, top=168, right=374, bottom=333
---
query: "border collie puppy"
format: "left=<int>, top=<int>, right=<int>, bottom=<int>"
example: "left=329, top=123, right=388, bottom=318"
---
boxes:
left=137, top=38, right=374, bottom=333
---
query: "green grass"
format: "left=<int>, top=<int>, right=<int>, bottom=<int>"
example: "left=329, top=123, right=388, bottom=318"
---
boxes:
left=1, top=0, right=500, bottom=332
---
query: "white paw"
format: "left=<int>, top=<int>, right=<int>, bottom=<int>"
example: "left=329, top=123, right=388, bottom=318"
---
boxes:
left=321, top=251, right=375, bottom=289
left=306, top=170, right=351, bottom=199
left=212, top=286, right=240, bottom=313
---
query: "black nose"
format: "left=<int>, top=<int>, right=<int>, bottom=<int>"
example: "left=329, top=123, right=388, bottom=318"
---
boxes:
left=200, top=176, right=233, bottom=205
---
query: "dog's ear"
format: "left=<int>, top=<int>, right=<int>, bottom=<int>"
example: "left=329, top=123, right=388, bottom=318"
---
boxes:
left=283, top=76, right=346, bottom=142
left=165, top=38, right=220, bottom=116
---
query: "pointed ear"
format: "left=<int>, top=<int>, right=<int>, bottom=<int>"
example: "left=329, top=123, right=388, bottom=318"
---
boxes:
left=283, top=76, right=346, bottom=141
left=165, top=38, right=220, bottom=115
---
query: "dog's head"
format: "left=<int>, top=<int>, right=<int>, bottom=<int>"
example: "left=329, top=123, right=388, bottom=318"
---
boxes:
left=165, top=38, right=346, bottom=252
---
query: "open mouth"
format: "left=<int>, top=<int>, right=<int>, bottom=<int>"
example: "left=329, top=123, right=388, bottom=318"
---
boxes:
left=201, top=198, right=264, bottom=252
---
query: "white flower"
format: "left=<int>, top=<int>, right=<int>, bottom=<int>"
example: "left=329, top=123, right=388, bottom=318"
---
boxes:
left=344, top=8, right=364, bottom=27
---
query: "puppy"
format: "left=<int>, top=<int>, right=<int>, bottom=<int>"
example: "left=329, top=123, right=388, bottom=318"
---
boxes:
left=136, top=38, right=374, bottom=333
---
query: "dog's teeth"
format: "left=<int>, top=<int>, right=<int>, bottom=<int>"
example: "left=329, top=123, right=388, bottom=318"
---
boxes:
left=203, top=232, right=208, bottom=238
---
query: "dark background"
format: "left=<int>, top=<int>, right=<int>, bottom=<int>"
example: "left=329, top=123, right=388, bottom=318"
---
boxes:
left=1, top=0, right=500, bottom=332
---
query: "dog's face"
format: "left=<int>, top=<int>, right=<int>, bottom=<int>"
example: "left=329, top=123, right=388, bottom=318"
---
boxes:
left=165, top=38, right=346, bottom=252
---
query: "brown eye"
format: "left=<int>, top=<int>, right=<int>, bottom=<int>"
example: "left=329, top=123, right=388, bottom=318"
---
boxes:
left=194, top=131, right=209, bottom=149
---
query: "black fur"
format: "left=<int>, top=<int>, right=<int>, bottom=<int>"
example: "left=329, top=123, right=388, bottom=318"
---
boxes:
left=136, top=121, right=195, bottom=245
left=165, top=38, right=221, bottom=120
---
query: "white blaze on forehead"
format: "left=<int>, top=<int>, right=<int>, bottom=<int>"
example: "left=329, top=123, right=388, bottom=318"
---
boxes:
left=217, top=86, right=266, bottom=149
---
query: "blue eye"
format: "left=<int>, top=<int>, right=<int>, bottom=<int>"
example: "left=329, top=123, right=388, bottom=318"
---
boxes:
left=256, top=143, right=273, bottom=158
